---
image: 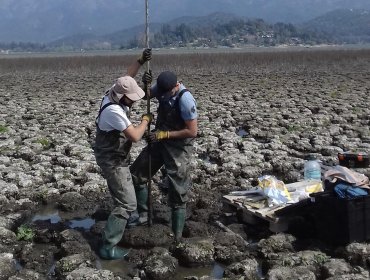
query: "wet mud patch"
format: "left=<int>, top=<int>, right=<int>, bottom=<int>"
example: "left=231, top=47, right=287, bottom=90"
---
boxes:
left=13, top=200, right=231, bottom=279
left=123, top=224, right=173, bottom=248
left=97, top=257, right=225, bottom=280
left=2, top=50, right=370, bottom=278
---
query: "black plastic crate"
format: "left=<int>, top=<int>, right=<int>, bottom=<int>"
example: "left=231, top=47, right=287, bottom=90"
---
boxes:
left=310, top=192, right=370, bottom=245
left=338, top=152, right=369, bottom=168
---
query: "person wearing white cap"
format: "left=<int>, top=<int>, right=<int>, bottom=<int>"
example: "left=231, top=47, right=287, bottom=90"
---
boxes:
left=94, top=48, right=153, bottom=260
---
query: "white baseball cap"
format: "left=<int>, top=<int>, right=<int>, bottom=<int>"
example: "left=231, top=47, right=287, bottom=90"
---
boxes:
left=112, top=76, right=145, bottom=101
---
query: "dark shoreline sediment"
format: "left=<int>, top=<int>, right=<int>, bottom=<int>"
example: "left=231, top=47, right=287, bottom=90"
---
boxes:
left=0, top=49, right=369, bottom=279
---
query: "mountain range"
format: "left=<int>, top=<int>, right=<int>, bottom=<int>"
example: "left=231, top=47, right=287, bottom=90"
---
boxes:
left=303, top=9, right=370, bottom=39
left=44, top=9, right=370, bottom=50
left=1, top=0, right=370, bottom=43
left=48, top=13, right=246, bottom=49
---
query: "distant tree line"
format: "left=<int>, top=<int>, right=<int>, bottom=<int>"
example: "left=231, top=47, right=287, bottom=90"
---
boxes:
left=1, top=16, right=368, bottom=52
left=127, top=19, right=331, bottom=49
left=0, top=42, right=49, bottom=52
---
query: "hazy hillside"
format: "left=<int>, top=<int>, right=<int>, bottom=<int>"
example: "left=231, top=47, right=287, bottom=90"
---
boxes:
left=103, top=13, right=245, bottom=48
left=303, top=9, right=370, bottom=43
left=304, top=9, right=370, bottom=36
left=4, top=9, right=370, bottom=52
left=1, top=0, right=370, bottom=43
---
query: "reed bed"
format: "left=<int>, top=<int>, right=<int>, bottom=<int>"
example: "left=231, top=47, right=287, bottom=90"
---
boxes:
left=1, top=49, right=370, bottom=75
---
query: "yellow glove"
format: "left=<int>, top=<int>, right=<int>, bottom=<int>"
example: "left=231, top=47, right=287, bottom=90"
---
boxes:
left=141, top=113, right=154, bottom=124
left=156, top=130, right=169, bottom=140
left=150, top=130, right=169, bottom=141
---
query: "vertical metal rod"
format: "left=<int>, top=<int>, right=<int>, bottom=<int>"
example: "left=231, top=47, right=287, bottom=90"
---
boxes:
left=145, top=0, right=153, bottom=227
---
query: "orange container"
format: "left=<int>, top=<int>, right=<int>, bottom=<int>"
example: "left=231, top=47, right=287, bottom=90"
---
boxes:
left=338, top=152, right=369, bottom=168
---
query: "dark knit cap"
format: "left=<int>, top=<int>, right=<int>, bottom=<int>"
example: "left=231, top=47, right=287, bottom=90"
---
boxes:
left=157, top=71, right=177, bottom=93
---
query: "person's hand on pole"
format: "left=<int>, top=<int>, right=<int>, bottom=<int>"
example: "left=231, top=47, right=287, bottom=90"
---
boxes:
left=141, top=113, right=154, bottom=124
left=142, top=70, right=152, bottom=86
left=142, top=70, right=152, bottom=99
left=137, top=48, right=152, bottom=65
left=149, top=130, right=169, bottom=141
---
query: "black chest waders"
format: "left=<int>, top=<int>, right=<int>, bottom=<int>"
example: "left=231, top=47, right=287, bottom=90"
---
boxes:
left=94, top=99, right=136, bottom=260
left=94, top=100, right=132, bottom=167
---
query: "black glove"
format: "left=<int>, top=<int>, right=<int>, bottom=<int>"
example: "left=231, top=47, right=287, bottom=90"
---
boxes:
left=142, top=70, right=152, bottom=86
left=137, top=48, right=152, bottom=65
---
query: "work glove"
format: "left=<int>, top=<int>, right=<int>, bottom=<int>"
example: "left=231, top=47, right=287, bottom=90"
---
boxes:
left=137, top=48, right=152, bottom=65
left=141, top=113, right=154, bottom=124
left=142, top=70, right=152, bottom=86
left=149, top=130, right=169, bottom=141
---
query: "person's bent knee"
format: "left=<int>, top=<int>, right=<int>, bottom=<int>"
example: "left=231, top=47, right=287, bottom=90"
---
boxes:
left=111, top=206, right=134, bottom=220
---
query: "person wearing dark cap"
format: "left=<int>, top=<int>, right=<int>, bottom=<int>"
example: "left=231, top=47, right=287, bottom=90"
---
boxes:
left=94, top=48, right=153, bottom=260
left=129, top=70, right=198, bottom=243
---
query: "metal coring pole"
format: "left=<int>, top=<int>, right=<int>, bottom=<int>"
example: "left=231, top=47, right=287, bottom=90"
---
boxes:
left=145, top=0, right=153, bottom=226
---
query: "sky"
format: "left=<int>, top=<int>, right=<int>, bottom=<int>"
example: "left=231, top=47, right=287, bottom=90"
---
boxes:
left=0, top=0, right=370, bottom=43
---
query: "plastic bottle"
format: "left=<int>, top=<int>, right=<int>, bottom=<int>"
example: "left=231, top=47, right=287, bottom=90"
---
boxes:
left=304, top=155, right=321, bottom=181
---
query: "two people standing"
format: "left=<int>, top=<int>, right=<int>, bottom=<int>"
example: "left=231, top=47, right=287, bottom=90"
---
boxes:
left=94, top=49, right=198, bottom=260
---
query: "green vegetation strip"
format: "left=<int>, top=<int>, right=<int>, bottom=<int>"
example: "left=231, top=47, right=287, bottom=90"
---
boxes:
left=0, top=125, right=8, bottom=133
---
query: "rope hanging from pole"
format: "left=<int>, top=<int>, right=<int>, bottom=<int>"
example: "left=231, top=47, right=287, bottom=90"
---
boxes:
left=144, top=0, right=153, bottom=227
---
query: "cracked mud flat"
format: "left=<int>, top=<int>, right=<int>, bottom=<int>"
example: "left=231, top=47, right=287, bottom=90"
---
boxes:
left=0, top=49, right=370, bottom=279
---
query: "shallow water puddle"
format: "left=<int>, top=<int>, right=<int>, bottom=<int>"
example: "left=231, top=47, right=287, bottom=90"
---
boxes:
left=175, top=262, right=224, bottom=279
left=68, top=217, right=95, bottom=230
left=200, top=153, right=211, bottom=163
left=96, top=259, right=225, bottom=279
left=31, top=204, right=95, bottom=230
left=14, top=259, right=23, bottom=271
left=236, top=127, right=248, bottom=137
left=198, top=153, right=220, bottom=165
left=31, top=204, right=61, bottom=224
left=96, top=259, right=134, bottom=276
left=257, top=259, right=266, bottom=279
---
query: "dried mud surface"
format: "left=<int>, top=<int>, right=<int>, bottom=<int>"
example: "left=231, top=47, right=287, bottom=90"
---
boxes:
left=1, top=49, right=370, bottom=279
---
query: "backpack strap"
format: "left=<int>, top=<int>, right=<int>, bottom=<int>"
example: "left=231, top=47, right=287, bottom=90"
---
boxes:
left=95, top=98, right=115, bottom=126
left=98, top=102, right=114, bottom=116
left=175, top=89, right=189, bottom=107
left=178, top=89, right=188, bottom=98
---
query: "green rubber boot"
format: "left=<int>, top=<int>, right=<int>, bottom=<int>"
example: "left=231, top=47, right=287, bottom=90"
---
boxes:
left=128, top=187, right=148, bottom=227
left=171, top=207, right=186, bottom=243
left=99, top=214, right=130, bottom=260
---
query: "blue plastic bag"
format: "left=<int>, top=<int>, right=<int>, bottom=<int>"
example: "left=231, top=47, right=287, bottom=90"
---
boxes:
left=334, top=182, right=368, bottom=198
